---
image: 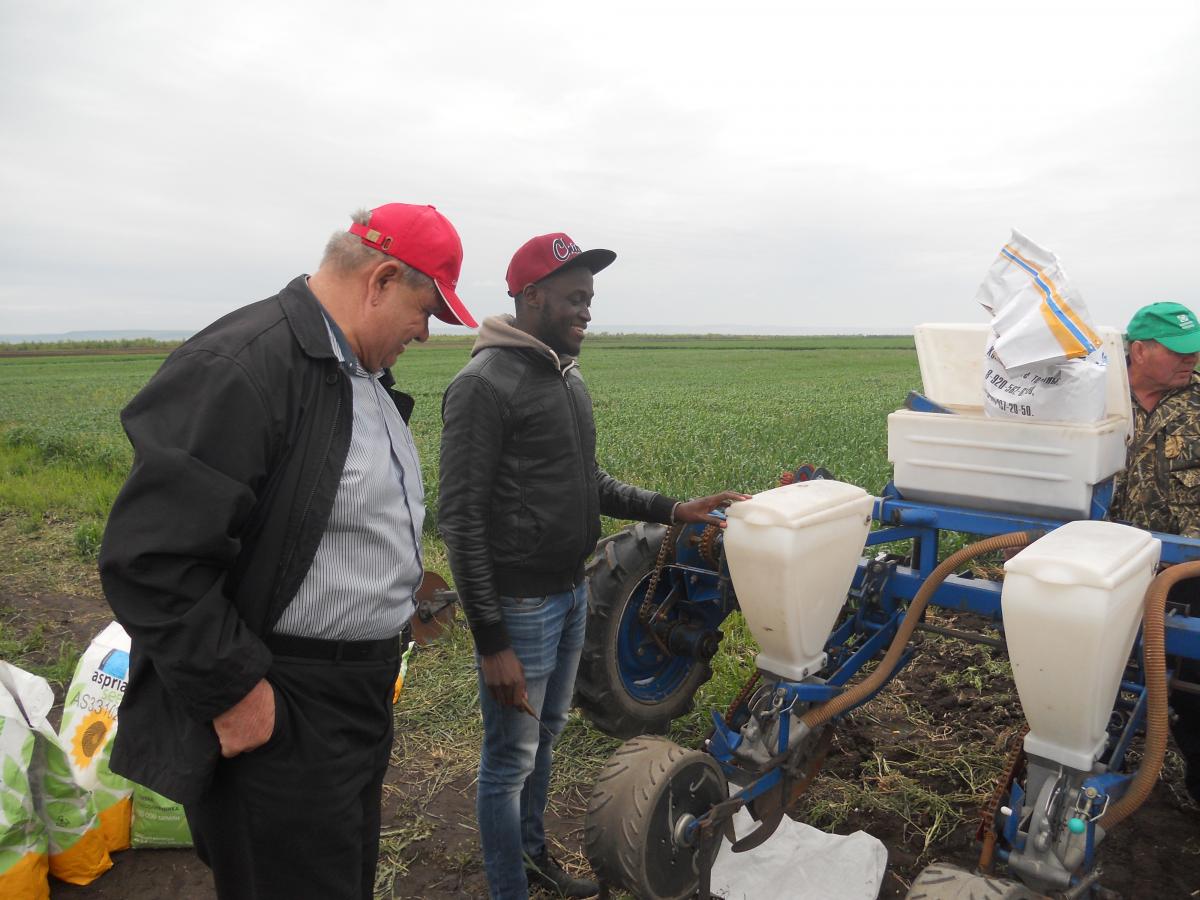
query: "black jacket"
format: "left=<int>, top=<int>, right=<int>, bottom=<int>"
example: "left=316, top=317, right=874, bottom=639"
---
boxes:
left=438, top=317, right=674, bottom=656
left=99, top=276, right=414, bottom=804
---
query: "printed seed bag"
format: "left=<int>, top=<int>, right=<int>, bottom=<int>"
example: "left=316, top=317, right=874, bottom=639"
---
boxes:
left=975, top=229, right=1108, bottom=423
left=58, top=622, right=135, bottom=852
left=0, top=672, right=49, bottom=900
left=130, top=785, right=192, bottom=848
left=0, top=663, right=111, bottom=887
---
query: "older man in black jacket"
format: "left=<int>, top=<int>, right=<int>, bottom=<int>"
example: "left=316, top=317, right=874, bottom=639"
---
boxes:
left=99, top=203, right=476, bottom=900
left=438, top=232, right=744, bottom=900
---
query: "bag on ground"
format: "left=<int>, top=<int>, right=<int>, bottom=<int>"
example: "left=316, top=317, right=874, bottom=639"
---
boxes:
left=975, top=229, right=1108, bottom=423
left=0, top=662, right=112, bottom=887
left=57, top=622, right=135, bottom=852
left=130, top=784, right=192, bottom=848
left=0, top=670, right=50, bottom=900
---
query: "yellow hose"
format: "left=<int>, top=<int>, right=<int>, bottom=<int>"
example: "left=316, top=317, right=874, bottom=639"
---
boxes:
left=800, top=531, right=1035, bottom=730
left=1098, top=560, right=1200, bottom=830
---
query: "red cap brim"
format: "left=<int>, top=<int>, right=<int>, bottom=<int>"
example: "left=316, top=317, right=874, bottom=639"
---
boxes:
left=434, top=280, right=478, bottom=328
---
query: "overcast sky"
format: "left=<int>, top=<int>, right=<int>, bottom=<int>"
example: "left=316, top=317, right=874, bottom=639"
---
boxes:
left=2, top=1, right=1197, bottom=336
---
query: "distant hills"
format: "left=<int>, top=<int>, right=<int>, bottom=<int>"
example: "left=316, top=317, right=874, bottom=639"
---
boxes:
left=2, top=324, right=912, bottom=344
left=0, top=330, right=195, bottom=344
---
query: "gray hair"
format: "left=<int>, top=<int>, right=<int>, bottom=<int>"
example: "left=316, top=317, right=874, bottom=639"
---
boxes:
left=321, top=209, right=436, bottom=291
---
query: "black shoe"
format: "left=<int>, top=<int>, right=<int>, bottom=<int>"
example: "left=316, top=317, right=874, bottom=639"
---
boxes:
left=524, top=850, right=598, bottom=898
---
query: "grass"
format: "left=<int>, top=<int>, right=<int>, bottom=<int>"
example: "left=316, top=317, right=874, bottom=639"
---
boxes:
left=0, top=605, right=79, bottom=690
left=374, top=818, right=437, bottom=897
left=0, top=513, right=106, bottom=696
left=0, top=511, right=105, bottom=598
left=937, top=657, right=1013, bottom=692
left=0, top=336, right=917, bottom=537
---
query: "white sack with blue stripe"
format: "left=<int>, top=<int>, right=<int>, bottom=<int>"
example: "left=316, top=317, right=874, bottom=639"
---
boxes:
left=975, top=230, right=1108, bottom=423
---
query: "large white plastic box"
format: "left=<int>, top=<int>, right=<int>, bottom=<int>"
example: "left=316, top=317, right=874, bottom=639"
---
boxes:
left=887, top=324, right=1131, bottom=520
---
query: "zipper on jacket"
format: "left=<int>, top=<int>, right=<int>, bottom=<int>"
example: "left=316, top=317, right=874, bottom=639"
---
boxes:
left=561, top=364, right=592, bottom=550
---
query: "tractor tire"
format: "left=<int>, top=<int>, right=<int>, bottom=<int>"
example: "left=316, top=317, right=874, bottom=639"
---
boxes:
left=575, top=522, right=714, bottom=739
left=906, top=864, right=1040, bottom=899
left=586, top=736, right=728, bottom=900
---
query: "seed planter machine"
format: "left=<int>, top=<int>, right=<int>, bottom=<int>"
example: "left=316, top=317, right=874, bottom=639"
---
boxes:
left=577, top=326, right=1200, bottom=900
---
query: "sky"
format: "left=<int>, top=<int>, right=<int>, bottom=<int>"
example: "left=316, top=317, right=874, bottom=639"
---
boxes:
left=2, top=1, right=1197, bottom=336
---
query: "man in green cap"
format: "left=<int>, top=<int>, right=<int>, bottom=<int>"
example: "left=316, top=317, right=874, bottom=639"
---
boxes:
left=1110, top=301, right=1200, bottom=535
left=1109, top=300, right=1200, bottom=803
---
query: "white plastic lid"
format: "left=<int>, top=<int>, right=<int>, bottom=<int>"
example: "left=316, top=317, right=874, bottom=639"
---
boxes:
left=725, top=480, right=872, bottom=529
left=1003, top=520, right=1161, bottom=589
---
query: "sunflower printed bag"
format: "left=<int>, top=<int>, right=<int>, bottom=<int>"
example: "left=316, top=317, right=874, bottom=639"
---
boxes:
left=57, top=623, right=134, bottom=853
left=0, top=663, right=112, bottom=887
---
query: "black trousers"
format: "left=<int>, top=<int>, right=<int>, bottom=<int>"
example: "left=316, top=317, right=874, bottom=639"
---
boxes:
left=185, top=648, right=400, bottom=900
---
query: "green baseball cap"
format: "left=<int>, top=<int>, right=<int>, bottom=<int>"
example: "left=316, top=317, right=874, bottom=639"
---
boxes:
left=1126, top=301, right=1200, bottom=354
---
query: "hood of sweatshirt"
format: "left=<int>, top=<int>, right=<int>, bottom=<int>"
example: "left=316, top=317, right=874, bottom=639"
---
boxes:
left=471, top=314, right=576, bottom=372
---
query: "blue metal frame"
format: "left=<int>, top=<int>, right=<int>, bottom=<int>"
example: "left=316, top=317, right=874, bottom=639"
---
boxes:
left=609, top=523, right=737, bottom=704
left=620, top=488, right=1200, bottom=864
left=868, top=488, right=1200, bottom=659
left=613, top=562, right=733, bottom=703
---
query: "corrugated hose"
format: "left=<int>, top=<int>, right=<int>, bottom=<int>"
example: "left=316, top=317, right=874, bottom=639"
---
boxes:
left=1098, top=559, right=1200, bottom=829
left=799, top=531, right=1036, bottom=730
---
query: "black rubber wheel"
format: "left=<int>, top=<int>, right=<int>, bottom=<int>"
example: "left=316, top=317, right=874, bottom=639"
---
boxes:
left=586, top=736, right=728, bottom=900
left=575, top=522, right=714, bottom=739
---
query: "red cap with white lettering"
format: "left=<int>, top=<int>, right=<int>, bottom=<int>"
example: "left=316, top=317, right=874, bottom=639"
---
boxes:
left=349, top=203, right=477, bottom=328
left=505, top=232, right=616, bottom=297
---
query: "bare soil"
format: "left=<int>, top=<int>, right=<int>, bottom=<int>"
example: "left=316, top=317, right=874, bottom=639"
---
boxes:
left=837, top=638, right=1200, bottom=898
left=7, top=589, right=1198, bottom=899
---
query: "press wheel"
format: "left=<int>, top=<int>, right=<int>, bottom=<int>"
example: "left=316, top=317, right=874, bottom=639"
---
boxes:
left=585, top=736, right=727, bottom=900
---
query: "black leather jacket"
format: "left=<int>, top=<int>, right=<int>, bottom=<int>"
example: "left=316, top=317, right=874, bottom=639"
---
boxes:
left=438, top=318, right=675, bottom=655
left=99, top=276, right=414, bottom=803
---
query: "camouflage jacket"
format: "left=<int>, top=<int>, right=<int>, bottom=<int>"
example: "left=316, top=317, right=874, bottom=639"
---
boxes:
left=1109, top=374, right=1200, bottom=537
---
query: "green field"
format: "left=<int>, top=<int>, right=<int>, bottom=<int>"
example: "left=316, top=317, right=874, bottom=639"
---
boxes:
left=0, top=335, right=919, bottom=567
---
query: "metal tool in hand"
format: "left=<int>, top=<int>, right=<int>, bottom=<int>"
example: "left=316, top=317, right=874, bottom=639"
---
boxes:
left=516, top=696, right=557, bottom=740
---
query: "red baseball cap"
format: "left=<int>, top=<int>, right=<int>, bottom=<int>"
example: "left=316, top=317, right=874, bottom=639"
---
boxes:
left=505, top=233, right=616, bottom=297
left=349, top=203, right=477, bottom=328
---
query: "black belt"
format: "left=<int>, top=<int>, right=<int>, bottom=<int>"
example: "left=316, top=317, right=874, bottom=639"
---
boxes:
left=265, top=633, right=399, bottom=662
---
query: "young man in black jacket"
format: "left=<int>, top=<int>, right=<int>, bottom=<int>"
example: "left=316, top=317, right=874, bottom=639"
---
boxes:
left=99, top=203, right=476, bottom=900
left=438, top=233, right=744, bottom=899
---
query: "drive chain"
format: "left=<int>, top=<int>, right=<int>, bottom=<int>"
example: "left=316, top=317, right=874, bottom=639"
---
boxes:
left=698, top=523, right=722, bottom=568
left=977, top=724, right=1030, bottom=872
left=636, top=524, right=683, bottom=657
left=723, top=670, right=762, bottom=726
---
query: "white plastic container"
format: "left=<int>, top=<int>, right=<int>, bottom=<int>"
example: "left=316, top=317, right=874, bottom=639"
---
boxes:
left=724, top=481, right=873, bottom=681
left=888, top=323, right=1131, bottom=519
left=1001, top=520, right=1160, bottom=771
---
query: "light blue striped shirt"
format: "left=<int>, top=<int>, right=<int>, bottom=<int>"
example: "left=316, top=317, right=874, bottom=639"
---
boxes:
left=273, top=311, right=424, bottom=640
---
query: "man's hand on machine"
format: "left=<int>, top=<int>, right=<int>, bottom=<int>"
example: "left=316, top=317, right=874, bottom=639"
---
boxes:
left=673, top=491, right=751, bottom=528
left=213, top=678, right=276, bottom=757
left=481, top=648, right=527, bottom=708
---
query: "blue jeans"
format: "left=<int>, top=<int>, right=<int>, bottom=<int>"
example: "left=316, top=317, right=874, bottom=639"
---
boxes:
left=476, top=584, right=588, bottom=900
